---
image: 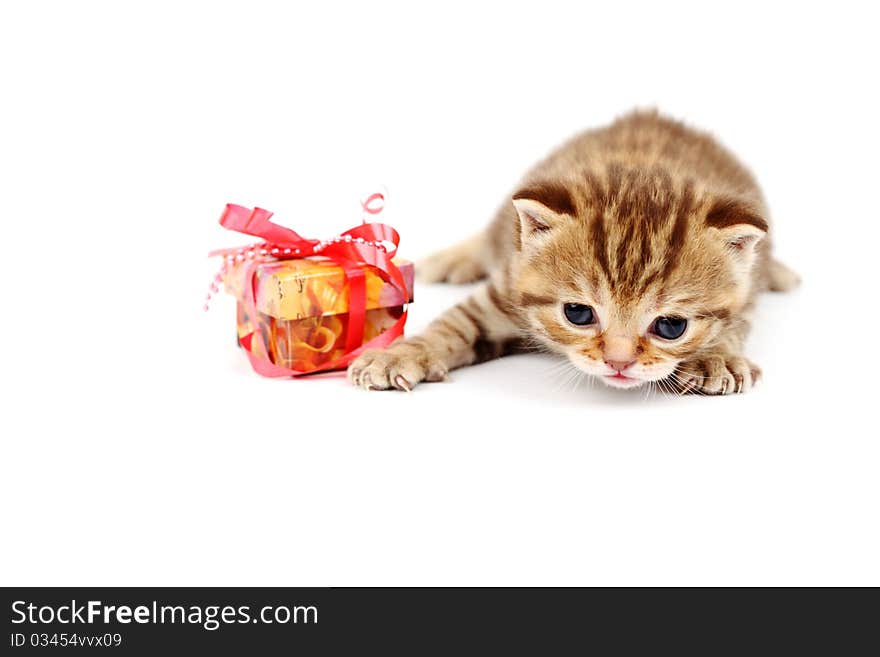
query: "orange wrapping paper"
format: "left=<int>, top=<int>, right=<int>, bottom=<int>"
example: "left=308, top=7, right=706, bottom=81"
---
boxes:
left=224, top=257, right=414, bottom=372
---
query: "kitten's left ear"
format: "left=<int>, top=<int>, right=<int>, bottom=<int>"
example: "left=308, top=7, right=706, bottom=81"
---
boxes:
left=705, top=197, right=768, bottom=253
left=511, top=182, right=576, bottom=247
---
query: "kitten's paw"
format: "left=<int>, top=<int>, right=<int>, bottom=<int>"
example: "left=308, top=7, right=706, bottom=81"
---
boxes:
left=418, top=237, right=488, bottom=284
left=672, top=355, right=761, bottom=395
left=347, top=343, right=448, bottom=391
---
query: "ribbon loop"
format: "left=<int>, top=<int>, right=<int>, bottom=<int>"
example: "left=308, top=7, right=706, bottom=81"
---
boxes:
left=219, top=204, right=313, bottom=249
left=361, top=192, right=386, bottom=219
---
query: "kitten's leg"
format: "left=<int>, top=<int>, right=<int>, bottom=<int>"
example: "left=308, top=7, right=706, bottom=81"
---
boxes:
left=417, top=232, right=489, bottom=284
left=348, top=284, right=521, bottom=391
left=768, top=258, right=800, bottom=292
left=419, top=197, right=516, bottom=284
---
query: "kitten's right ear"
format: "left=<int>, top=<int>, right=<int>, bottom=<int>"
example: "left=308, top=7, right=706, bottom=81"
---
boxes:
left=511, top=183, right=575, bottom=246
left=705, top=197, right=768, bottom=253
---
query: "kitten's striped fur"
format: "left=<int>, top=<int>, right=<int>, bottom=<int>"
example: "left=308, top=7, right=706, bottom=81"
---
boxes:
left=349, top=111, right=799, bottom=394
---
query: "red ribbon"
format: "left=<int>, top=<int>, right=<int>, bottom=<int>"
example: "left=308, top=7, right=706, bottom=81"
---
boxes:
left=211, top=196, right=408, bottom=377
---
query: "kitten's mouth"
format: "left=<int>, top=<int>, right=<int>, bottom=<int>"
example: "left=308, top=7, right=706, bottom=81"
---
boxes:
left=602, top=372, right=643, bottom=389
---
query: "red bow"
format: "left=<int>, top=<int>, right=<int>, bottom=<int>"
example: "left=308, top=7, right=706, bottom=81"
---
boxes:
left=211, top=194, right=409, bottom=377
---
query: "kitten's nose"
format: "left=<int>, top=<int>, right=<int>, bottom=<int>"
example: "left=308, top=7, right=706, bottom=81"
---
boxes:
left=605, top=358, right=636, bottom=373
left=603, top=335, right=637, bottom=372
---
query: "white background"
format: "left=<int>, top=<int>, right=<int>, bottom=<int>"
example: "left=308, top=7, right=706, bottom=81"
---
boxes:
left=1, top=1, right=878, bottom=586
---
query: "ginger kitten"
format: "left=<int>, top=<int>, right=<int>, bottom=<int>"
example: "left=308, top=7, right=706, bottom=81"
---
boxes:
left=349, top=111, right=799, bottom=394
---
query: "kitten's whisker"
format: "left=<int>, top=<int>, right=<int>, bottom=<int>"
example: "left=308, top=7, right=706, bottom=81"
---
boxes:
left=547, top=360, right=584, bottom=395
left=655, top=379, right=673, bottom=400
left=667, top=372, right=710, bottom=396
left=664, top=378, right=683, bottom=398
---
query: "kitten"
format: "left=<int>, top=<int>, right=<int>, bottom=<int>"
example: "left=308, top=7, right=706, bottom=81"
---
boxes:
left=349, top=110, right=799, bottom=394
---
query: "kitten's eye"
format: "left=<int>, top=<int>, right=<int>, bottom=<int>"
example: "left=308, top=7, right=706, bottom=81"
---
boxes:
left=651, top=316, right=688, bottom=340
left=563, top=303, right=595, bottom=326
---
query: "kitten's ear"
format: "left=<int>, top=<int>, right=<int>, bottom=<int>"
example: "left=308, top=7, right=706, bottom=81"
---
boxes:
left=511, top=197, right=565, bottom=237
left=511, top=183, right=575, bottom=246
left=706, top=198, right=768, bottom=253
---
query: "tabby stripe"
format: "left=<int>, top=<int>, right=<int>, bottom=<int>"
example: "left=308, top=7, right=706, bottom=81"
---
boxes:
left=652, top=169, right=675, bottom=235
left=583, top=169, right=613, bottom=280
left=606, top=163, right=623, bottom=207
left=586, top=268, right=600, bottom=292
left=457, top=304, right=487, bottom=341
left=661, top=179, right=694, bottom=278
left=519, top=292, right=555, bottom=307
left=612, top=167, right=640, bottom=220
left=695, top=308, right=731, bottom=321
left=584, top=170, right=606, bottom=205
left=487, top=284, right=514, bottom=316
left=634, top=231, right=652, bottom=286
left=590, top=209, right=611, bottom=281
left=637, top=267, right=660, bottom=295
left=615, top=209, right=637, bottom=278
left=434, top=319, right=472, bottom=345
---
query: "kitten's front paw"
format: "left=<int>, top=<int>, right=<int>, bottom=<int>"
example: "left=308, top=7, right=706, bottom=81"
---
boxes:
left=348, top=342, right=448, bottom=391
left=672, top=355, right=761, bottom=395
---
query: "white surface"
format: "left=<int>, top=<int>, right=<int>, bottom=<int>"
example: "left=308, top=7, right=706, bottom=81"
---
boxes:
left=1, top=1, right=878, bottom=586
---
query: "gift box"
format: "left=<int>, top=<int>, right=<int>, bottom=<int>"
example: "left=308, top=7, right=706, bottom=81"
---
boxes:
left=223, top=256, right=414, bottom=372
left=208, top=197, right=413, bottom=377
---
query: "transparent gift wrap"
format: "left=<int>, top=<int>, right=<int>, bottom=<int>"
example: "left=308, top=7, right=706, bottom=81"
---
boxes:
left=223, top=256, right=414, bottom=373
left=208, top=199, right=413, bottom=376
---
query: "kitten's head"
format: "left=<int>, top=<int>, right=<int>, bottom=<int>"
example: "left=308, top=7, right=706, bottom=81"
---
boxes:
left=511, top=166, right=767, bottom=389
